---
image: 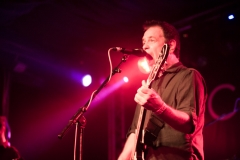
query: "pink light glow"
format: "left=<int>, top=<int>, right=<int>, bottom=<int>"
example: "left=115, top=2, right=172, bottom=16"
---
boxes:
left=123, top=77, right=129, bottom=83
left=137, top=57, right=150, bottom=74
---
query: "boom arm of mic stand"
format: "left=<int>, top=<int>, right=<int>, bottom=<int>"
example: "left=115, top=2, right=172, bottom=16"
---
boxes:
left=58, top=54, right=129, bottom=139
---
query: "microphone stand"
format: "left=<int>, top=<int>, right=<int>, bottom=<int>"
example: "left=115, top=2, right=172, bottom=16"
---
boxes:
left=58, top=54, right=129, bottom=160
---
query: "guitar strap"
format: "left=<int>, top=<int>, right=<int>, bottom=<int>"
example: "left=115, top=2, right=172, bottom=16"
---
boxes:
left=143, top=111, right=164, bottom=146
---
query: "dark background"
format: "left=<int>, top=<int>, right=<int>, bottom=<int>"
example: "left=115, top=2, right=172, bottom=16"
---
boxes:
left=0, top=1, right=240, bottom=160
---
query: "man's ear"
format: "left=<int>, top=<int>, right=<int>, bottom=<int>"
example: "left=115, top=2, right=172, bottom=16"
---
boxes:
left=168, top=39, right=176, bottom=54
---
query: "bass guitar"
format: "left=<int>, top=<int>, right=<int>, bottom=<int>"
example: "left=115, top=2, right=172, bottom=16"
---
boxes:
left=131, top=44, right=170, bottom=160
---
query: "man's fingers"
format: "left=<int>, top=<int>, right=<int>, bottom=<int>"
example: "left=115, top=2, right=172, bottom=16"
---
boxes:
left=134, top=94, right=147, bottom=106
left=138, top=86, right=149, bottom=94
left=142, top=80, right=149, bottom=87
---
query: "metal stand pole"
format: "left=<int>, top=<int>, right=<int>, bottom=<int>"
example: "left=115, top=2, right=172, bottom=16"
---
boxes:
left=73, top=116, right=86, bottom=160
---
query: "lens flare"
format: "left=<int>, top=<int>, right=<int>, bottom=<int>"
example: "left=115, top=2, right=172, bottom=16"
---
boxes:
left=123, top=76, right=129, bottom=83
left=82, top=74, right=92, bottom=87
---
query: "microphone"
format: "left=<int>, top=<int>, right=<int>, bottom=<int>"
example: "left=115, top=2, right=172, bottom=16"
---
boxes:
left=113, top=47, right=147, bottom=57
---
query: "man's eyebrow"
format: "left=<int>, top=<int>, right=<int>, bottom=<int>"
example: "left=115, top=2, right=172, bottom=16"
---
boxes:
left=142, top=36, right=155, bottom=42
left=144, top=36, right=155, bottom=39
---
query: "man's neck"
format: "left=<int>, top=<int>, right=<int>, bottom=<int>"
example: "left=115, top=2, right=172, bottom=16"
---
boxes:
left=166, top=55, right=179, bottom=69
left=158, top=56, right=179, bottom=77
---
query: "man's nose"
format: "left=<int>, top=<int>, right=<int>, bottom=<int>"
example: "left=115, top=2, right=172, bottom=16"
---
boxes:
left=143, top=43, right=149, bottom=51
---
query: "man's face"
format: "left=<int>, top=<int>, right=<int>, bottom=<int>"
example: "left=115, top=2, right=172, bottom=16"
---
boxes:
left=142, top=26, right=166, bottom=67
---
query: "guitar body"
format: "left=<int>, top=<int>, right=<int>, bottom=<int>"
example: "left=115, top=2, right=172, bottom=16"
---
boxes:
left=131, top=44, right=170, bottom=160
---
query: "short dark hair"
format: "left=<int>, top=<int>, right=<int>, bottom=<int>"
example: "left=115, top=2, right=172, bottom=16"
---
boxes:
left=143, top=20, right=180, bottom=58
